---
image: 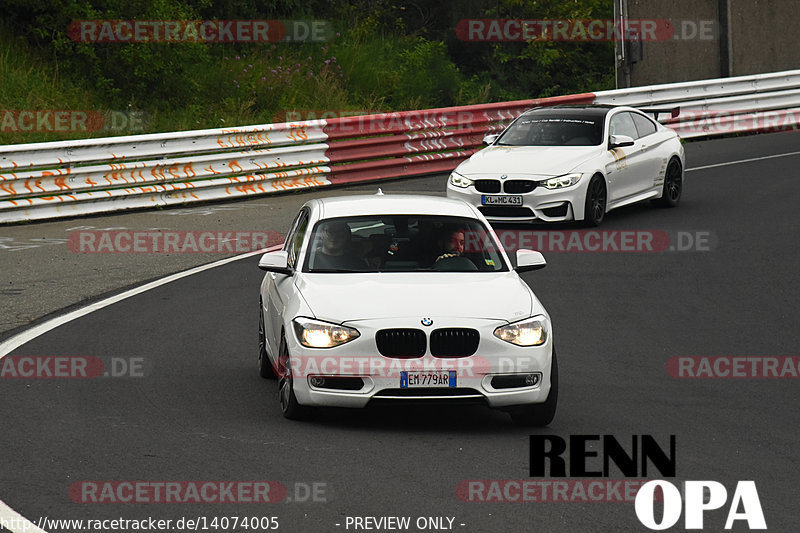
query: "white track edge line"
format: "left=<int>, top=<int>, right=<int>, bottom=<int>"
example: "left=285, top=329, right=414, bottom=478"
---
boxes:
left=687, top=149, right=800, bottom=171
left=0, top=244, right=282, bottom=533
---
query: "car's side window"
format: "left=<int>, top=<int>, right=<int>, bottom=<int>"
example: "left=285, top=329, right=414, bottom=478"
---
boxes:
left=608, top=112, right=639, bottom=141
left=283, top=211, right=304, bottom=251
left=631, top=112, right=657, bottom=138
left=288, top=211, right=310, bottom=269
left=284, top=209, right=309, bottom=268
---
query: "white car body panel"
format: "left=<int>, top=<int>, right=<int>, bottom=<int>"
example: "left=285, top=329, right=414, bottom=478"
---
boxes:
left=461, top=145, right=599, bottom=177
left=296, top=272, right=536, bottom=323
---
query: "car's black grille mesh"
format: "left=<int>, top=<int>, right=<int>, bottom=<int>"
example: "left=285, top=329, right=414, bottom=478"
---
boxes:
left=376, top=329, right=426, bottom=358
left=503, top=180, right=537, bottom=193
left=541, top=203, right=569, bottom=217
left=474, top=179, right=501, bottom=193
left=430, top=328, right=479, bottom=357
left=478, top=206, right=535, bottom=217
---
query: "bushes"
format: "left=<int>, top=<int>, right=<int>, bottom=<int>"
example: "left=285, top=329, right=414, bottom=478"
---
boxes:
left=0, top=0, right=615, bottom=143
left=395, top=39, right=462, bottom=108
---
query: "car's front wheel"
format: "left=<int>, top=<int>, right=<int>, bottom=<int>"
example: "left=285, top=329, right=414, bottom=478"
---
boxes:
left=258, top=304, right=276, bottom=379
left=508, top=348, right=558, bottom=427
left=277, top=334, right=308, bottom=420
left=583, top=175, right=606, bottom=227
left=654, top=157, right=683, bottom=207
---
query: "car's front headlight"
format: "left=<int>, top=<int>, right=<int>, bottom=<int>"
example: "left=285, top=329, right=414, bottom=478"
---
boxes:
left=449, top=171, right=474, bottom=188
left=293, top=317, right=360, bottom=348
left=493, top=316, right=548, bottom=346
left=541, top=173, right=582, bottom=190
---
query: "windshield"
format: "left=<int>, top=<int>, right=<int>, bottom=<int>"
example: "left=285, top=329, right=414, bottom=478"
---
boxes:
left=496, top=114, right=603, bottom=146
left=303, top=215, right=508, bottom=273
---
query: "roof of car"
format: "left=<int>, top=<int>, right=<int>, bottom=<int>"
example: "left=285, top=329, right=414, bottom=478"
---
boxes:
left=522, top=105, right=617, bottom=118
left=309, top=193, right=478, bottom=219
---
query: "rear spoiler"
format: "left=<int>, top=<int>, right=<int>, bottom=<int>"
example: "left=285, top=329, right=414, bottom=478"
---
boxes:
left=640, top=107, right=680, bottom=121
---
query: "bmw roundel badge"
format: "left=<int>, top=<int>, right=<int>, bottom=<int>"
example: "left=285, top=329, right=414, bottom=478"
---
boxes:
left=421, top=317, right=433, bottom=327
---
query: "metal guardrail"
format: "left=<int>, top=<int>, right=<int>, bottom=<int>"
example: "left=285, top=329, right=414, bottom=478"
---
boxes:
left=593, top=70, right=800, bottom=105
left=2, top=69, right=799, bottom=224
left=0, top=94, right=594, bottom=223
left=593, top=69, right=800, bottom=138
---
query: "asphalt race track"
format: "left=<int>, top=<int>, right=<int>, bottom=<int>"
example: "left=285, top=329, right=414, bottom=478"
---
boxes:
left=1, top=132, right=799, bottom=532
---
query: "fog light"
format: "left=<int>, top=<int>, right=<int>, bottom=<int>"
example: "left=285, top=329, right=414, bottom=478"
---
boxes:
left=490, top=373, right=542, bottom=389
left=525, top=374, right=539, bottom=386
left=309, top=376, right=325, bottom=387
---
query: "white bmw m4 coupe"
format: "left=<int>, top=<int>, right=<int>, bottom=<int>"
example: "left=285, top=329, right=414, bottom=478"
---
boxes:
left=446, top=105, right=685, bottom=226
left=258, top=193, right=557, bottom=425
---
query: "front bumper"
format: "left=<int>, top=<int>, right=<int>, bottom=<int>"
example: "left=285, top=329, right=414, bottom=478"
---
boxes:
left=446, top=178, right=590, bottom=223
left=285, top=316, right=554, bottom=409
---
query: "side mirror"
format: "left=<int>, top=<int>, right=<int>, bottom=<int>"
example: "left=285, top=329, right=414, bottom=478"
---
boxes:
left=483, top=133, right=500, bottom=146
left=258, top=250, right=293, bottom=275
left=515, top=249, right=546, bottom=272
left=609, top=134, right=635, bottom=148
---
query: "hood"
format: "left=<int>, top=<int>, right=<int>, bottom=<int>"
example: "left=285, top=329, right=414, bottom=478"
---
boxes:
left=296, top=272, right=535, bottom=323
left=456, top=145, right=601, bottom=177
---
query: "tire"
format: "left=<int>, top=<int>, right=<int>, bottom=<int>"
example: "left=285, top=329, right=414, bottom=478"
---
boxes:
left=277, top=334, right=308, bottom=420
left=583, top=175, right=606, bottom=227
left=258, top=304, right=276, bottom=379
left=654, top=158, right=683, bottom=207
left=509, top=348, right=558, bottom=427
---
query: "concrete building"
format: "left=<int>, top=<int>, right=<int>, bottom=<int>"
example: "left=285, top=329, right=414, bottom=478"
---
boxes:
left=614, top=0, right=799, bottom=87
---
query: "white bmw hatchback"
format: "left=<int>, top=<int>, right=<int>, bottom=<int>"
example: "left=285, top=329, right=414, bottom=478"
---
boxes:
left=258, top=193, right=557, bottom=425
left=446, top=105, right=685, bottom=226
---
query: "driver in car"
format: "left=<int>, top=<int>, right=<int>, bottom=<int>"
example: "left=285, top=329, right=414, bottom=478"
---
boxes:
left=433, top=228, right=477, bottom=271
left=312, top=221, right=368, bottom=271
